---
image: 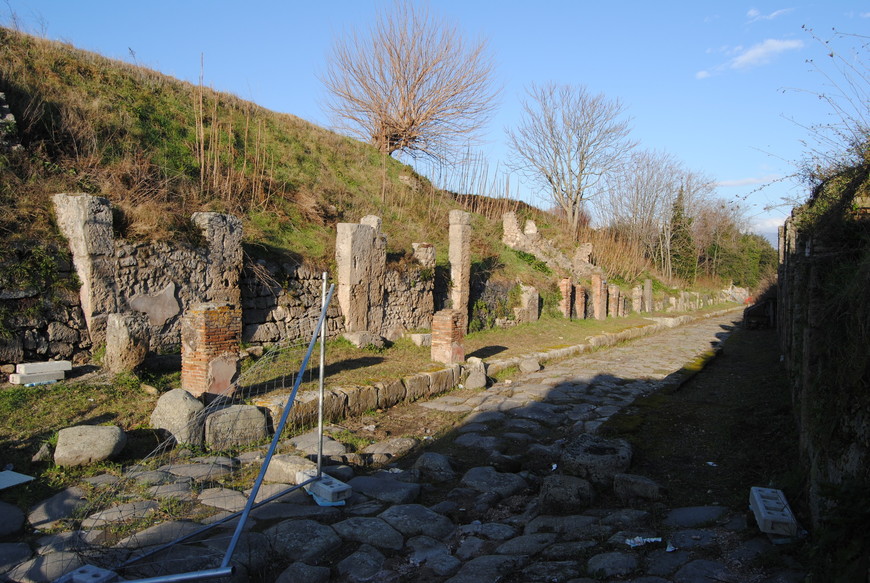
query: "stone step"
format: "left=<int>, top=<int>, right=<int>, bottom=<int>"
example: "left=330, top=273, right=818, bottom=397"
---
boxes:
left=8, top=370, right=66, bottom=385
left=16, top=360, right=72, bottom=374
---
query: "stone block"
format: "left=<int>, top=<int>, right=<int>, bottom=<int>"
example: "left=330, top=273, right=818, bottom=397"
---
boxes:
left=150, top=388, right=205, bottom=447
left=104, top=312, right=150, bottom=374
left=129, top=282, right=180, bottom=327
left=409, top=333, right=431, bottom=347
left=204, top=405, right=268, bottom=450
left=54, top=425, right=127, bottom=467
left=15, top=360, right=72, bottom=374
left=337, top=385, right=379, bottom=416
left=560, top=433, right=632, bottom=487
left=426, top=368, right=456, bottom=396
left=375, top=379, right=406, bottom=409
left=403, top=374, right=430, bottom=402
left=8, top=371, right=65, bottom=385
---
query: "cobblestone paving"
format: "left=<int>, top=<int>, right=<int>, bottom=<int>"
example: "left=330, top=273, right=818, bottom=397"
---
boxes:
left=2, top=309, right=807, bottom=583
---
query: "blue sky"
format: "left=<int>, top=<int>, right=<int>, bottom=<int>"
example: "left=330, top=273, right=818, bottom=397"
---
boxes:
left=4, top=1, right=868, bottom=241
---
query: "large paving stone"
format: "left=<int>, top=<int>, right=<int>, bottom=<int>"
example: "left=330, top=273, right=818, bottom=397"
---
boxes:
left=336, top=543, right=385, bottom=582
left=204, top=405, right=268, bottom=450
left=275, top=561, right=330, bottom=583
left=412, top=451, right=456, bottom=483
left=7, top=552, right=82, bottom=583
left=663, top=506, right=727, bottom=528
left=445, top=554, right=528, bottom=583
left=80, top=501, right=158, bottom=528
left=115, top=520, right=205, bottom=549
left=560, top=433, right=632, bottom=486
left=538, top=474, right=594, bottom=514
left=673, top=559, right=736, bottom=582
left=495, top=533, right=557, bottom=555
left=378, top=504, right=455, bottom=539
left=587, top=551, right=638, bottom=578
left=27, top=487, right=87, bottom=530
left=331, top=517, right=404, bottom=550
left=0, top=542, right=32, bottom=572
left=348, top=476, right=420, bottom=504
left=0, top=501, right=25, bottom=537
left=264, top=519, right=342, bottom=563
left=460, top=466, right=528, bottom=498
left=263, top=454, right=316, bottom=484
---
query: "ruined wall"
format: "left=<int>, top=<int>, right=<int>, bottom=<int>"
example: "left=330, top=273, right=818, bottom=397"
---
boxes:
left=778, top=193, right=870, bottom=526
left=502, top=211, right=596, bottom=279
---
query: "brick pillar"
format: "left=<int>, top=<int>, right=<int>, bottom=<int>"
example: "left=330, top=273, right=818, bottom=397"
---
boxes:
left=591, top=274, right=606, bottom=320
left=559, top=278, right=574, bottom=319
left=575, top=286, right=587, bottom=319
left=181, top=303, right=241, bottom=398
left=449, top=210, right=471, bottom=330
left=431, top=309, right=464, bottom=364
left=643, top=279, right=653, bottom=313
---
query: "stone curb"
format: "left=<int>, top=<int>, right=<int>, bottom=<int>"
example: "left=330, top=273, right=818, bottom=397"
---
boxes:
left=257, top=306, right=743, bottom=429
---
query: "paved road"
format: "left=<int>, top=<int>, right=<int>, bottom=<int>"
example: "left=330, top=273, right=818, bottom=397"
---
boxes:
left=5, top=309, right=806, bottom=583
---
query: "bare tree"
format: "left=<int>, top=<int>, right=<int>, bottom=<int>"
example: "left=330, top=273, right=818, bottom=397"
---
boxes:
left=507, top=83, right=635, bottom=234
left=322, top=2, right=498, bottom=164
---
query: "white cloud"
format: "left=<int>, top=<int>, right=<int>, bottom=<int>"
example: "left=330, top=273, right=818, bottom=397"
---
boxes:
left=695, top=70, right=711, bottom=80
left=752, top=215, right=786, bottom=237
left=716, top=174, right=780, bottom=187
left=747, top=8, right=793, bottom=23
left=730, top=39, right=803, bottom=69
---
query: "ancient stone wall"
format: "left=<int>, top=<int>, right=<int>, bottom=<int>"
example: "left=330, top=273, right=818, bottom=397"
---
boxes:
left=501, top=212, right=596, bottom=279
left=778, top=201, right=870, bottom=526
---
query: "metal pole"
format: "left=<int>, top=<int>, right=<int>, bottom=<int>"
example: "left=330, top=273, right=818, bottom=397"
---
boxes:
left=123, top=566, right=234, bottom=583
left=219, top=284, right=335, bottom=569
left=317, top=272, right=327, bottom=477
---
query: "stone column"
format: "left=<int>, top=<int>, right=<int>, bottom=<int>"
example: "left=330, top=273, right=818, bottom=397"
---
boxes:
left=431, top=309, right=464, bottom=364
left=181, top=303, right=241, bottom=398
left=53, top=194, right=119, bottom=346
left=514, top=284, right=540, bottom=324
left=335, top=216, right=386, bottom=334
left=591, top=274, right=606, bottom=320
left=192, top=212, right=244, bottom=307
left=575, top=286, right=587, bottom=319
left=631, top=286, right=642, bottom=314
left=607, top=285, right=620, bottom=318
left=449, top=210, right=471, bottom=329
left=643, top=279, right=653, bottom=313
left=559, top=278, right=574, bottom=319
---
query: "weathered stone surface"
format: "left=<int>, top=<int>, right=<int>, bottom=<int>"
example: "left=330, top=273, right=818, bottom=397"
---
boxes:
left=7, top=552, right=83, bottom=583
left=378, top=504, right=455, bottom=540
left=514, top=284, right=540, bottom=324
left=129, top=281, right=181, bottom=327
left=519, top=357, right=541, bottom=373
left=495, top=532, right=557, bottom=555
left=426, top=367, right=456, bottom=396
left=363, top=437, right=417, bottom=458
left=27, top=487, right=86, bottom=530
left=204, top=405, right=268, bottom=450
left=412, top=452, right=456, bottom=483
left=275, top=562, right=331, bottom=583
left=150, top=388, right=205, bottom=447
left=331, top=517, right=404, bottom=550
left=460, top=466, right=528, bottom=498
left=161, top=462, right=234, bottom=481
left=337, top=385, right=379, bottom=416
left=288, top=431, right=347, bottom=457
left=336, top=543, right=385, bottom=582
left=524, top=514, right=599, bottom=538
left=587, top=551, right=638, bottom=578
left=539, top=474, right=595, bottom=514
left=81, top=500, right=158, bottom=528
left=673, top=559, right=736, bottom=583
left=560, top=433, right=632, bottom=486
left=0, top=501, right=25, bottom=537
left=263, top=454, right=317, bottom=484
left=614, top=473, right=663, bottom=504
left=54, top=425, right=126, bottom=467
left=342, top=331, right=384, bottom=349
left=348, top=476, right=420, bottom=504
left=0, top=542, right=32, bottom=572
left=445, top=554, right=527, bottom=583
left=114, top=520, right=204, bottom=550
left=264, top=519, right=342, bottom=563
left=198, top=487, right=248, bottom=511
left=663, top=506, right=727, bottom=528
left=191, top=211, right=243, bottom=306
left=403, top=373, right=430, bottom=401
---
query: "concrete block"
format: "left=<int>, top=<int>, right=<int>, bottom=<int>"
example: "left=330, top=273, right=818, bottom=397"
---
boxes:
left=54, top=564, right=120, bottom=583
left=749, top=487, right=798, bottom=536
left=296, top=469, right=352, bottom=503
left=15, top=360, right=72, bottom=374
left=9, top=371, right=65, bottom=385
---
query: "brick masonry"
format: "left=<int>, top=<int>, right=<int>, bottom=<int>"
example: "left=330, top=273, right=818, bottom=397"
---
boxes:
left=181, top=303, right=241, bottom=398
left=431, top=309, right=465, bottom=365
